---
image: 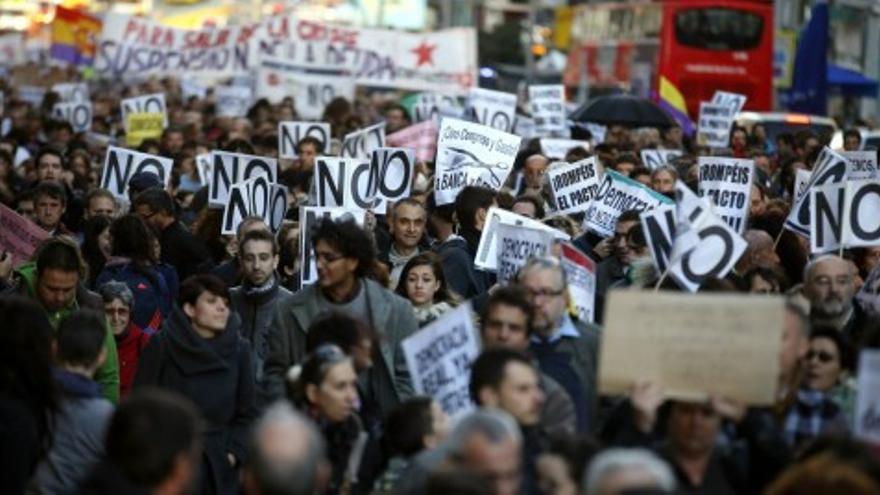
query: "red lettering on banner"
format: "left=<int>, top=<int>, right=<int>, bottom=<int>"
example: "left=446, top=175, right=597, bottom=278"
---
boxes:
left=236, top=24, right=259, bottom=44
left=296, top=20, right=358, bottom=47
left=265, top=18, right=289, bottom=39
left=123, top=20, right=140, bottom=40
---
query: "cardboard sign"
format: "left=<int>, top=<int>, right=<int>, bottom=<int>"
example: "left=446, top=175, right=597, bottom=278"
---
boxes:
left=208, top=151, right=278, bottom=208
left=99, top=146, right=173, bottom=200
left=696, top=102, right=734, bottom=148
left=547, top=157, right=603, bottom=215
left=299, top=207, right=367, bottom=285
left=466, top=88, right=516, bottom=132
left=559, top=243, right=596, bottom=323
left=842, top=151, right=879, bottom=181
left=810, top=183, right=845, bottom=254
left=215, top=86, right=252, bottom=118
left=495, top=223, right=554, bottom=284
left=402, top=303, right=479, bottom=417
left=52, top=101, right=92, bottom=133
left=697, top=157, right=754, bottom=234
left=340, top=122, right=386, bottom=160
left=855, top=349, right=880, bottom=444
left=640, top=204, right=676, bottom=273
left=433, top=118, right=521, bottom=205
left=598, top=291, right=784, bottom=405
left=474, top=207, right=569, bottom=272
left=51, top=82, right=89, bottom=102
left=582, top=169, right=674, bottom=238
left=125, top=112, right=164, bottom=147
left=640, top=149, right=684, bottom=170
left=256, top=57, right=357, bottom=119
left=540, top=138, right=590, bottom=159
left=0, top=204, right=50, bottom=267
left=528, top=84, right=566, bottom=135
left=314, top=148, right=413, bottom=213
left=278, top=122, right=331, bottom=159
left=221, top=175, right=287, bottom=235
left=785, top=147, right=848, bottom=237
left=711, top=90, right=747, bottom=115
left=120, top=93, right=168, bottom=131
left=668, top=183, right=747, bottom=293
left=842, top=179, right=880, bottom=248
left=386, top=120, right=438, bottom=162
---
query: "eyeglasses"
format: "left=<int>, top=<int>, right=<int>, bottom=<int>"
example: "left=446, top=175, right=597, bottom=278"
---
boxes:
left=315, top=251, right=345, bottom=264
left=525, top=287, right=565, bottom=299
left=806, top=350, right=835, bottom=364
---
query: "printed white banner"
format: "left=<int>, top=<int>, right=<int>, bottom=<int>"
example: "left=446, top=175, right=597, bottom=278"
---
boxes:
left=99, top=146, right=173, bottom=200
left=340, top=122, right=386, bottom=159
left=711, top=90, right=747, bottom=115
left=467, top=88, right=516, bottom=132
left=810, top=183, right=845, bottom=254
left=529, top=85, right=566, bottom=135
left=495, top=223, right=554, bottom=284
left=697, top=102, right=734, bottom=148
left=785, top=147, right=848, bottom=236
left=278, top=122, right=331, bottom=159
left=51, top=82, right=89, bottom=102
left=697, top=157, right=754, bottom=234
left=559, top=243, right=596, bottom=323
left=120, top=93, right=168, bottom=130
left=540, top=138, right=590, bottom=159
left=215, top=86, right=252, bottom=118
left=474, top=207, right=569, bottom=272
left=640, top=149, right=684, bottom=170
left=52, top=101, right=92, bottom=133
left=402, top=303, right=479, bottom=417
left=221, top=175, right=287, bottom=235
left=208, top=151, right=278, bottom=208
left=842, top=151, right=879, bottom=181
left=314, top=148, right=413, bottom=213
left=583, top=169, right=674, bottom=238
left=255, top=56, right=356, bottom=119
left=547, top=157, right=603, bottom=215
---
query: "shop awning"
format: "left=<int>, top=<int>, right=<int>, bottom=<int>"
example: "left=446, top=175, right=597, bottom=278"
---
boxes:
left=828, top=64, right=878, bottom=98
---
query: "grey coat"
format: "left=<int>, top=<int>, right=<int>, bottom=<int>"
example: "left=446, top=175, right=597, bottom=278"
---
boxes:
left=229, top=281, right=293, bottom=385
left=262, top=278, right=418, bottom=410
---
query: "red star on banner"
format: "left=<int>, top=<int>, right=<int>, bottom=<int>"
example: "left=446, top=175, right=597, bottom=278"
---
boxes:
left=411, top=41, right=436, bottom=67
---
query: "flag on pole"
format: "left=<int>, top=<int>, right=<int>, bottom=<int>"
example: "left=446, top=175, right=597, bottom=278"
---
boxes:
left=50, top=6, right=102, bottom=66
left=785, top=0, right=829, bottom=115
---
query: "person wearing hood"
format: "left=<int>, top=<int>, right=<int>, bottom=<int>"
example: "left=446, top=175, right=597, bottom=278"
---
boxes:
left=134, top=274, right=258, bottom=495
left=95, top=214, right=175, bottom=333
left=1, top=237, right=120, bottom=403
left=230, top=229, right=292, bottom=389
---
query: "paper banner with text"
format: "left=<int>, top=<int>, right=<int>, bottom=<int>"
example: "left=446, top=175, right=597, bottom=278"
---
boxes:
left=215, top=86, right=252, bottom=118
left=696, top=102, right=734, bottom=148
left=314, top=148, right=414, bottom=214
left=785, top=147, right=848, bottom=237
left=547, top=157, right=603, bottom=215
left=855, top=349, right=880, bottom=444
left=52, top=101, right=92, bottom=133
left=99, top=146, right=173, bottom=200
left=540, top=138, right=590, bottom=160
left=120, top=93, right=168, bottom=131
left=529, top=85, right=566, bottom=136
left=255, top=57, right=356, bottom=119
left=299, top=206, right=366, bottom=285
left=340, top=122, right=386, bottom=159
left=599, top=291, right=784, bottom=405
left=640, top=149, right=684, bottom=170
left=583, top=169, right=674, bottom=238
left=810, top=179, right=880, bottom=253
left=386, top=120, right=438, bottom=162
left=495, top=223, right=554, bottom=284
left=208, top=151, right=278, bottom=208
left=411, top=93, right=463, bottom=123
left=559, top=243, right=596, bottom=323
left=433, top=118, right=521, bottom=205
left=125, top=112, right=165, bottom=147
left=51, top=82, right=89, bottom=102
left=221, top=175, right=287, bottom=235
left=278, top=122, right=331, bottom=159
left=474, top=207, right=569, bottom=272
left=842, top=151, right=879, bottom=181
left=697, top=157, right=754, bottom=234
left=466, top=88, right=517, bottom=132
left=0, top=204, right=50, bottom=267
left=793, top=169, right=812, bottom=204
left=711, top=90, right=747, bottom=115
left=402, top=303, right=479, bottom=418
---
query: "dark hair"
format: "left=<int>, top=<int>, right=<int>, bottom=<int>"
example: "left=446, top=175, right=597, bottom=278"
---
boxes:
left=385, top=102, right=411, bottom=121
left=469, top=348, right=533, bottom=404
left=56, top=310, right=107, bottom=368
left=395, top=252, right=458, bottom=304
left=310, top=217, right=376, bottom=279
left=305, top=312, right=374, bottom=356
left=455, top=186, right=495, bottom=231
left=34, top=180, right=67, bottom=205
left=111, top=214, right=158, bottom=265
left=614, top=153, right=641, bottom=168
left=178, top=274, right=229, bottom=308
left=35, top=237, right=85, bottom=278
left=630, top=166, right=652, bottom=181
left=296, top=136, right=324, bottom=154
left=744, top=265, right=790, bottom=293
left=133, top=187, right=175, bottom=216
left=810, top=326, right=853, bottom=373
left=0, top=296, right=57, bottom=459
left=239, top=228, right=278, bottom=257
left=104, top=388, right=202, bottom=488
left=626, top=224, right=647, bottom=250
left=843, top=129, right=862, bottom=144
left=35, top=146, right=66, bottom=170
left=481, top=285, right=534, bottom=335
left=82, top=215, right=113, bottom=287
left=385, top=397, right=435, bottom=457
left=513, top=194, right=545, bottom=219
left=617, top=209, right=642, bottom=225
left=391, top=197, right=426, bottom=220
left=85, top=188, right=117, bottom=211
left=297, top=344, right=352, bottom=407
left=427, top=194, right=456, bottom=225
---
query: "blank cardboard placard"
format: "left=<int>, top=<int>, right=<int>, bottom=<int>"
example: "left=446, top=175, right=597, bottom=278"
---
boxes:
left=598, top=290, right=784, bottom=405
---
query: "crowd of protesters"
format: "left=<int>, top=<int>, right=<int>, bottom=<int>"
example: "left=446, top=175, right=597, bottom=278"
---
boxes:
left=2, top=73, right=880, bottom=495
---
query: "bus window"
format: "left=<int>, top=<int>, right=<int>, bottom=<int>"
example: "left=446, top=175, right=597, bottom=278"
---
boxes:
left=674, top=8, right=764, bottom=51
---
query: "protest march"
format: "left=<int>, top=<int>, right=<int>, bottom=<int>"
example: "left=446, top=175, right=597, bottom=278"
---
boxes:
left=3, top=3, right=880, bottom=495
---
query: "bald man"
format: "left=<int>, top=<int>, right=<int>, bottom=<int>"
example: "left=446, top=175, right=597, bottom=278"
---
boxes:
left=509, top=154, right=549, bottom=197
left=802, top=255, right=865, bottom=338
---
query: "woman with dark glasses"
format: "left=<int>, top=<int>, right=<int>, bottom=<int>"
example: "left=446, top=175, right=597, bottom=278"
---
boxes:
left=782, top=326, right=852, bottom=448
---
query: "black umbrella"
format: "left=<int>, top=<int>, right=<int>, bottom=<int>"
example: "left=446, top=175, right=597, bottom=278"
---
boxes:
left=569, top=94, right=674, bottom=128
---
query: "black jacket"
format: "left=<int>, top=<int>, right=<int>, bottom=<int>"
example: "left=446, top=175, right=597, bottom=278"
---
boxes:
left=433, top=236, right=480, bottom=299
left=134, top=308, right=257, bottom=495
left=159, top=220, right=215, bottom=282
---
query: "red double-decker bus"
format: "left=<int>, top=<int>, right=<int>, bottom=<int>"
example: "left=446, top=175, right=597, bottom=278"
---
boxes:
left=562, top=0, right=774, bottom=118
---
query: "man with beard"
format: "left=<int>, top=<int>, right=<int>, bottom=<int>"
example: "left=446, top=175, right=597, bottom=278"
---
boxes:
left=802, top=255, right=866, bottom=342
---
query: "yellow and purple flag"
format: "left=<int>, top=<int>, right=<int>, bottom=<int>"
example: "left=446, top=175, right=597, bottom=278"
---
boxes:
left=50, top=6, right=102, bottom=66
left=656, top=75, right=695, bottom=136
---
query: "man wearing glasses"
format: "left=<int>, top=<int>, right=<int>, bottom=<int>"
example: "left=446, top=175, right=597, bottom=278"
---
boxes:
left=262, top=217, right=418, bottom=417
left=803, top=255, right=866, bottom=342
left=516, top=257, right=601, bottom=432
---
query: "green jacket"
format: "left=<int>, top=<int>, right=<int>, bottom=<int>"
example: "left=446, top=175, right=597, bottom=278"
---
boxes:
left=14, top=263, right=120, bottom=404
